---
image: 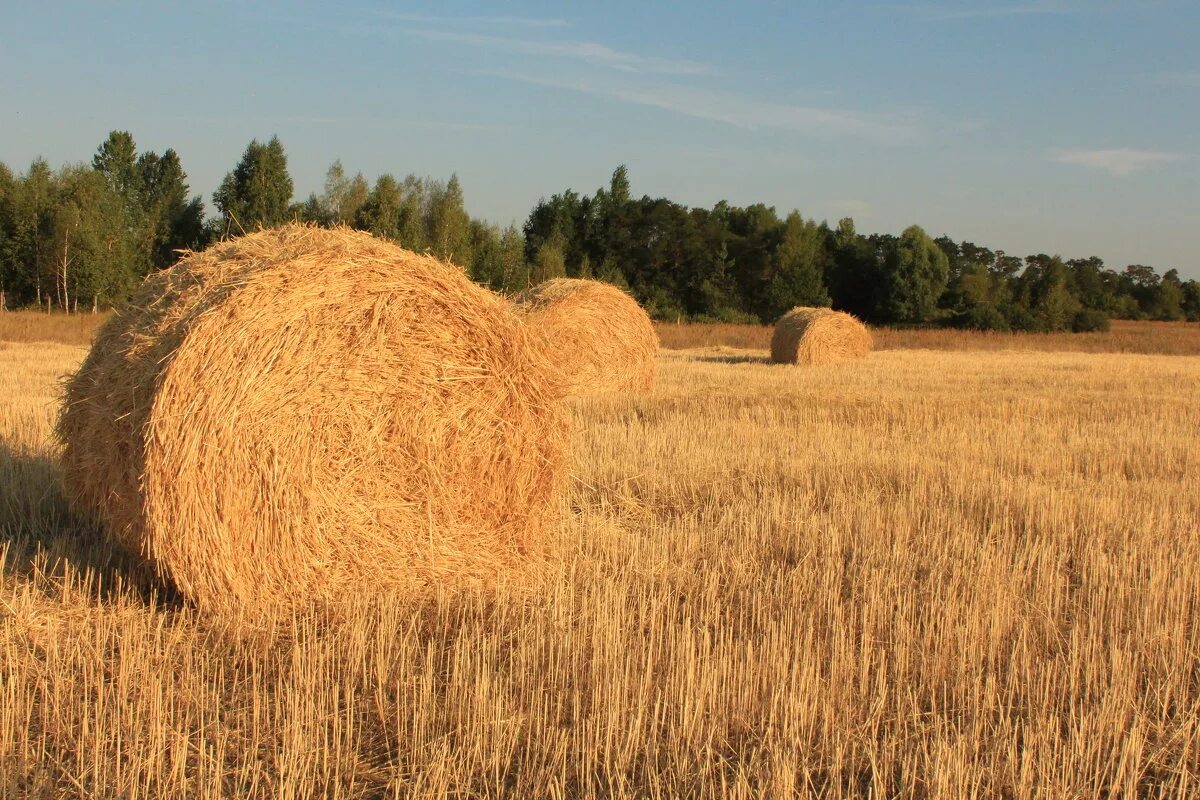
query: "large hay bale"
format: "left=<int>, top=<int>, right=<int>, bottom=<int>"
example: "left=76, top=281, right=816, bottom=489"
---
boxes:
left=770, top=307, right=872, bottom=365
left=58, top=225, right=567, bottom=616
left=514, top=278, right=658, bottom=397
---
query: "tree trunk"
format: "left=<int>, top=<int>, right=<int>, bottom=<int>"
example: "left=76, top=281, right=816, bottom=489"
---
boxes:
left=58, top=232, right=70, bottom=314
left=92, top=295, right=98, bottom=314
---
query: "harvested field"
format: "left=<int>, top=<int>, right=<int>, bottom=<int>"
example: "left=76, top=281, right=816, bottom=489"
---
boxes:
left=656, top=318, right=1200, bottom=356
left=3, top=325, right=1198, bottom=797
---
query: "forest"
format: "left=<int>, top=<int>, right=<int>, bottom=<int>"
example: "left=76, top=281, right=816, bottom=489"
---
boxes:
left=1, top=131, right=1196, bottom=330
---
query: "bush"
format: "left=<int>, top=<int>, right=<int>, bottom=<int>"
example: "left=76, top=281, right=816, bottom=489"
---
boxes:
left=956, top=304, right=1010, bottom=332
left=1002, top=304, right=1044, bottom=332
left=1071, top=309, right=1111, bottom=333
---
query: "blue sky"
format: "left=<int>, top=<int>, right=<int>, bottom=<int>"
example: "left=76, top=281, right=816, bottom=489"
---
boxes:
left=3, top=0, right=1197, bottom=276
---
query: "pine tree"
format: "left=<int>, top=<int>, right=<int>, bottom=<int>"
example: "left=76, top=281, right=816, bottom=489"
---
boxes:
left=137, top=148, right=205, bottom=268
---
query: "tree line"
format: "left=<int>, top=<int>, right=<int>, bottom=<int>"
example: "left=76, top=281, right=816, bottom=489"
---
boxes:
left=1, top=131, right=1196, bottom=329
left=523, top=168, right=1200, bottom=330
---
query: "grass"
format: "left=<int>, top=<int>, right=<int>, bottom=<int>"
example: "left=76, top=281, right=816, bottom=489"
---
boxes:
left=1, top=321, right=1199, bottom=797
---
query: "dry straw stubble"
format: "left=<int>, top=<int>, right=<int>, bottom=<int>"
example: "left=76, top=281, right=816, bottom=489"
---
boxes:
left=770, top=306, right=872, bottom=365
left=57, top=224, right=568, bottom=617
left=515, top=278, right=658, bottom=397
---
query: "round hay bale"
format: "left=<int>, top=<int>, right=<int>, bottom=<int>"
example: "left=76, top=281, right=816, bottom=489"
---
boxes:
left=770, top=306, right=872, bottom=365
left=514, top=278, right=658, bottom=397
left=57, top=224, right=568, bottom=616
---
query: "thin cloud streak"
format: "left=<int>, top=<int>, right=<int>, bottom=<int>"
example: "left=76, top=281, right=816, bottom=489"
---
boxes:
left=884, top=0, right=1098, bottom=18
left=370, top=11, right=570, bottom=28
left=1052, top=147, right=1182, bottom=176
left=405, top=29, right=711, bottom=75
left=889, top=0, right=1174, bottom=18
left=490, top=72, right=922, bottom=144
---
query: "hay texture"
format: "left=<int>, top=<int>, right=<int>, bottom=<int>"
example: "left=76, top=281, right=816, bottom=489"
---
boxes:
left=770, top=307, right=872, bottom=365
left=514, top=278, right=658, bottom=397
left=58, top=225, right=567, bottom=616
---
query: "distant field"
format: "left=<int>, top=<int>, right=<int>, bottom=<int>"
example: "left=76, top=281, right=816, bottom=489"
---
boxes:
left=4, top=310, right=1199, bottom=356
left=0, top=311, right=111, bottom=345
left=656, top=318, right=1200, bottom=355
left=2, top=336, right=1198, bottom=797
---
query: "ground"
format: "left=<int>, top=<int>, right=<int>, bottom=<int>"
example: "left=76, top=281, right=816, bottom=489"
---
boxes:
left=1, top=320, right=1198, bottom=798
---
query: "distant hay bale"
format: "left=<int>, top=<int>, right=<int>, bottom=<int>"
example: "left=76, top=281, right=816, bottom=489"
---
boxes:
left=57, top=224, right=568, bottom=616
left=770, top=307, right=872, bottom=365
left=514, top=278, right=658, bottom=397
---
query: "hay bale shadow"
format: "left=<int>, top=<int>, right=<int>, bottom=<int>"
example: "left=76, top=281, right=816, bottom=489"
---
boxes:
left=686, top=353, right=772, bottom=365
left=0, top=441, right=180, bottom=608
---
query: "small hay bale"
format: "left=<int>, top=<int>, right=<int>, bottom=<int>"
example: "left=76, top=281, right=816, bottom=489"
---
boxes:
left=770, top=307, right=872, bottom=365
left=58, top=224, right=568, bottom=616
left=514, top=278, right=658, bottom=397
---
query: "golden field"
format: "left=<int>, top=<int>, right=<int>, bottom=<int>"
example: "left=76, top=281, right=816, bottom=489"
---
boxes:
left=1, top=320, right=1199, bottom=798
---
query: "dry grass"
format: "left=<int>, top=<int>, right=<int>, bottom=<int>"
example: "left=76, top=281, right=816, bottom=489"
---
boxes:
left=0, top=311, right=111, bottom=345
left=9, top=311, right=1197, bottom=358
left=2, top=328, right=1199, bottom=796
left=658, top=319, right=1200, bottom=356
left=770, top=307, right=872, bottom=365
left=57, top=226, right=567, bottom=617
left=514, top=278, right=658, bottom=397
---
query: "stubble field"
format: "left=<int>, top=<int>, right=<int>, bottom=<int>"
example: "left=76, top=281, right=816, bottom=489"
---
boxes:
left=1, top=320, right=1198, bottom=798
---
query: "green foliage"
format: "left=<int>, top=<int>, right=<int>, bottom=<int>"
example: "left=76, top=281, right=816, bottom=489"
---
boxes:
left=530, top=233, right=567, bottom=285
left=1182, top=280, right=1200, bottom=322
left=1146, top=270, right=1185, bottom=321
left=467, top=220, right=505, bottom=290
left=321, top=160, right=368, bottom=226
left=826, top=218, right=879, bottom=320
left=1071, top=309, right=1110, bottom=332
left=428, top=175, right=472, bottom=267
left=956, top=304, right=1010, bottom=332
left=354, top=174, right=402, bottom=237
left=765, top=212, right=831, bottom=319
left=880, top=225, right=951, bottom=323
left=137, top=149, right=206, bottom=268
left=0, top=131, right=208, bottom=310
left=92, top=131, right=141, bottom=206
left=0, top=147, right=1193, bottom=331
left=212, top=136, right=293, bottom=233
left=1002, top=303, right=1042, bottom=332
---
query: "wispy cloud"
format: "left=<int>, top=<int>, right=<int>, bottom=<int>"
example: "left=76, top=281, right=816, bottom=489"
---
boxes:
left=886, top=0, right=1109, bottom=19
left=1051, top=147, right=1182, bottom=176
left=401, top=29, right=711, bottom=75
left=490, top=72, right=921, bottom=144
left=370, top=11, right=570, bottom=28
